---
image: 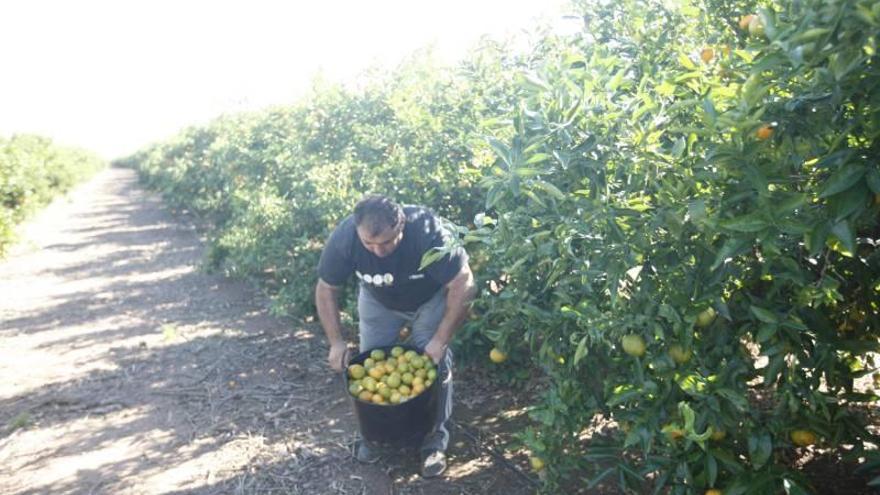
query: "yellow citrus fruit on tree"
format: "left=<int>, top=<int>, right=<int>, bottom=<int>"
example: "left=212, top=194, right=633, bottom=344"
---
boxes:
left=710, top=429, right=727, bottom=441
left=748, top=16, right=765, bottom=38
left=668, top=344, right=692, bottom=365
left=665, top=426, right=685, bottom=440
left=790, top=429, right=817, bottom=447
left=700, top=47, right=715, bottom=63
left=621, top=335, right=646, bottom=357
left=706, top=490, right=723, bottom=495
left=489, top=347, right=507, bottom=363
left=738, top=14, right=756, bottom=31
left=696, top=307, right=716, bottom=328
left=529, top=456, right=545, bottom=472
left=756, top=124, right=775, bottom=140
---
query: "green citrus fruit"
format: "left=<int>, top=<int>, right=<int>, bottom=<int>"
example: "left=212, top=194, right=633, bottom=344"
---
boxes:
left=621, top=335, right=646, bottom=357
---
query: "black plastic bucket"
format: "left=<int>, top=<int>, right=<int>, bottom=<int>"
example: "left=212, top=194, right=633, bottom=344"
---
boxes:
left=345, top=344, right=440, bottom=446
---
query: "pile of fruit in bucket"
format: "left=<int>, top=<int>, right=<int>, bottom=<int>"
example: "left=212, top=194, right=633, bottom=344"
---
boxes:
left=347, top=346, right=438, bottom=405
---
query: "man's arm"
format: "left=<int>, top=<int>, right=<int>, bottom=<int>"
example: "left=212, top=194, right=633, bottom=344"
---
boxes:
left=315, top=278, right=349, bottom=372
left=424, top=262, right=477, bottom=364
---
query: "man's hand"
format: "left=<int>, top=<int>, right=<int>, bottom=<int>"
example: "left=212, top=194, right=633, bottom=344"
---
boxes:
left=328, top=341, right=349, bottom=372
left=424, top=337, right=448, bottom=365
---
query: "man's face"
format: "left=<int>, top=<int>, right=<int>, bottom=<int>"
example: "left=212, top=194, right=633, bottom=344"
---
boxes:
left=356, top=222, right=403, bottom=258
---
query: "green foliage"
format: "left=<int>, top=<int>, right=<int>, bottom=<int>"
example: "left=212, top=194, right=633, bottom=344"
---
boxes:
left=0, top=134, right=105, bottom=255
left=123, top=1, right=879, bottom=492
left=122, top=48, right=521, bottom=315
left=469, top=0, right=880, bottom=492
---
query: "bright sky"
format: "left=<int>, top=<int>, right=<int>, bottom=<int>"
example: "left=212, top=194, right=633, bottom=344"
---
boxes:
left=0, top=0, right=571, bottom=159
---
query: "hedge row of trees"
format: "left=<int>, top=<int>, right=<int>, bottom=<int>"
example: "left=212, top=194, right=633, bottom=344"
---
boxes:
left=124, top=0, right=879, bottom=492
left=119, top=48, right=519, bottom=317
left=0, top=135, right=105, bottom=255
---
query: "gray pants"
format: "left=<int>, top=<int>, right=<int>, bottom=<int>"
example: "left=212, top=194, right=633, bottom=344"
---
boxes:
left=358, top=286, right=452, bottom=453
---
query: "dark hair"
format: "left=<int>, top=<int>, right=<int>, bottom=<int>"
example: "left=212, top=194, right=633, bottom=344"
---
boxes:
left=354, top=195, right=404, bottom=236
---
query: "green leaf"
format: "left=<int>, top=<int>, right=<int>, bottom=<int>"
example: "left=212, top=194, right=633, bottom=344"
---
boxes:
left=671, top=137, right=686, bottom=157
left=793, top=28, right=831, bottom=43
left=532, top=180, right=566, bottom=201
left=748, top=430, right=772, bottom=470
left=514, top=167, right=542, bottom=177
left=525, top=153, right=551, bottom=165
left=721, top=214, right=768, bottom=232
left=524, top=189, right=547, bottom=208
left=756, top=324, right=778, bottom=343
left=486, top=137, right=512, bottom=168
left=710, top=447, right=744, bottom=472
left=819, top=164, right=866, bottom=198
left=867, top=168, right=880, bottom=194
left=680, top=402, right=696, bottom=430
left=519, top=72, right=551, bottom=92
left=717, top=388, right=748, bottom=412
left=574, top=336, right=589, bottom=365
left=707, top=455, right=718, bottom=488
left=711, top=237, right=750, bottom=270
left=418, top=247, right=447, bottom=271
left=678, top=53, right=698, bottom=71
left=750, top=306, right=779, bottom=324
left=830, top=221, right=855, bottom=255
left=775, top=193, right=807, bottom=215
left=829, top=184, right=870, bottom=221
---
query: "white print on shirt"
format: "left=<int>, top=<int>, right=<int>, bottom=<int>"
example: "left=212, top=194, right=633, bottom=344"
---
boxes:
left=408, top=273, right=425, bottom=280
left=357, top=272, right=396, bottom=287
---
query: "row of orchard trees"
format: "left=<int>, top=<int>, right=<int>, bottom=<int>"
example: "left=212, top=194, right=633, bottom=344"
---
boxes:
left=0, top=135, right=105, bottom=255
left=125, top=0, right=880, bottom=492
left=121, top=49, right=519, bottom=316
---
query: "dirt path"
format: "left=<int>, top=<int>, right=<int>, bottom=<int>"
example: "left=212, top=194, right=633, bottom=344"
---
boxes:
left=0, top=167, right=537, bottom=495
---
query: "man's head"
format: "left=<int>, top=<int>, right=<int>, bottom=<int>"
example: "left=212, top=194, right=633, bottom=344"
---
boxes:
left=354, top=195, right=405, bottom=258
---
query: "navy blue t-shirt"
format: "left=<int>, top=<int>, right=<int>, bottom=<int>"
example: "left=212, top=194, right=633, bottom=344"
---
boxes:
left=317, top=206, right=468, bottom=312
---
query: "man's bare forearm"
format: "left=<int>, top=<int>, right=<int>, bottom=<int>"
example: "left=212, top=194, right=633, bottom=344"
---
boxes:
left=315, top=279, right=345, bottom=346
left=434, top=266, right=476, bottom=346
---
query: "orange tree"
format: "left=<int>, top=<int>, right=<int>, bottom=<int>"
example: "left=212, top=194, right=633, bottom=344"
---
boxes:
left=123, top=49, right=519, bottom=315
left=0, top=135, right=105, bottom=255
left=464, top=0, right=880, bottom=492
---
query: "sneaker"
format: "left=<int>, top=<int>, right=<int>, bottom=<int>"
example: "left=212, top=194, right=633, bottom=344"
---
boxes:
left=420, top=449, right=447, bottom=478
left=353, top=439, right=380, bottom=464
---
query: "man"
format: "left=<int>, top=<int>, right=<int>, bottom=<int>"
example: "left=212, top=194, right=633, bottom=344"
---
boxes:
left=315, top=194, right=475, bottom=478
